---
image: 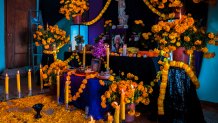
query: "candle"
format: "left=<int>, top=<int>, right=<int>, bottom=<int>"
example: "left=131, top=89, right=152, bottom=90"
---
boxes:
left=17, top=71, right=21, bottom=93
left=83, top=46, right=86, bottom=67
left=114, top=104, right=120, bottom=123
left=123, top=44, right=127, bottom=56
left=65, top=81, right=69, bottom=106
left=106, top=45, right=110, bottom=70
left=120, top=89, right=125, bottom=120
left=131, top=85, right=135, bottom=103
left=5, top=73, right=9, bottom=94
left=28, top=69, right=32, bottom=93
left=40, top=64, right=43, bottom=90
left=88, top=116, right=95, bottom=123
left=46, top=23, right=49, bottom=30
left=57, top=70, right=60, bottom=103
left=179, top=9, right=182, bottom=19
left=107, top=113, right=113, bottom=123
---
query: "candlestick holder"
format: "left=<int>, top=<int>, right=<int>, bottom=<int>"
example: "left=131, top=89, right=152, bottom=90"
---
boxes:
left=18, top=92, right=21, bottom=98
left=65, top=103, right=69, bottom=110
left=5, top=93, right=9, bottom=100
left=28, top=90, right=32, bottom=96
left=57, top=97, right=60, bottom=105
left=40, top=88, right=44, bottom=94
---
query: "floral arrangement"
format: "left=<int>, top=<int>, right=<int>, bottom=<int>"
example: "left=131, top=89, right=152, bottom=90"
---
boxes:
left=142, top=14, right=216, bottom=55
left=100, top=72, right=153, bottom=108
left=132, top=20, right=145, bottom=34
left=104, top=20, right=113, bottom=33
left=42, top=60, right=69, bottom=86
left=75, top=34, right=85, bottom=44
left=92, top=39, right=106, bottom=59
left=59, top=0, right=89, bottom=20
left=33, top=25, right=70, bottom=50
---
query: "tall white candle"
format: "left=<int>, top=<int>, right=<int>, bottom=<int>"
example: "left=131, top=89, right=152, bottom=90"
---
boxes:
left=106, top=45, right=110, bottom=70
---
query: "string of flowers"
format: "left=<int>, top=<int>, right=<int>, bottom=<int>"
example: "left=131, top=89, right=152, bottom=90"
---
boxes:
left=66, top=71, right=98, bottom=102
left=83, top=0, right=111, bottom=25
left=157, top=60, right=200, bottom=115
left=143, top=0, right=183, bottom=20
left=64, top=52, right=82, bottom=66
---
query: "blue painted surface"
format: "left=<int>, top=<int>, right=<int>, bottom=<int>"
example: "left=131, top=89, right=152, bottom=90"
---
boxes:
left=0, top=0, right=5, bottom=73
left=197, top=4, right=218, bottom=103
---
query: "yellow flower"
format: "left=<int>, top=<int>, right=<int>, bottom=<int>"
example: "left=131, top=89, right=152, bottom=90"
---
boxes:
left=184, top=36, right=190, bottom=42
left=108, top=76, right=114, bottom=81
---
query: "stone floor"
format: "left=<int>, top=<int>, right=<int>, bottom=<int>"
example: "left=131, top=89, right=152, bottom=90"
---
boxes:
left=0, top=74, right=218, bottom=123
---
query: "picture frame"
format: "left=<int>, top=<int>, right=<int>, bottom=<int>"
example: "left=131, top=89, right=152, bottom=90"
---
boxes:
left=91, top=58, right=101, bottom=72
left=110, top=28, right=127, bottom=52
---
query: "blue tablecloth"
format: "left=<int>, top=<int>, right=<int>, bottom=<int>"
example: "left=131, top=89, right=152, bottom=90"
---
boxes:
left=59, top=74, right=109, bottom=120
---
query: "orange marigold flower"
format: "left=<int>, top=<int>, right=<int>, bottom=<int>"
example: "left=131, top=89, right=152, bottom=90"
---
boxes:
left=208, top=33, right=215, bottom=39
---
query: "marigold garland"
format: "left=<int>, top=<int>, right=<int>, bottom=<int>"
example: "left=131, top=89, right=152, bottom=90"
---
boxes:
left=83, top=0, right=111, bottom=25
left=64, top=52, right=82, bottom=65
left=66, top=71, right=98, bottom=102
left=143, top=0, right=183, bottom=20
left=158, top=61, right=200, bottom=115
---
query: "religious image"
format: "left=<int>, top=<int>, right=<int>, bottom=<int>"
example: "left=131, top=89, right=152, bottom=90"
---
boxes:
left=111, top=34, right=124, bottom=52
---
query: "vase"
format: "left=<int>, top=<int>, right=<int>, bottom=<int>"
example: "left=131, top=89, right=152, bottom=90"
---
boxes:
left=73, top=15, right=82, bottom=24
left=125, top=103, right=135, bottom=122
left=173, top=47, right=189, bottom=64
left=32, top=103, right=44, bottom=119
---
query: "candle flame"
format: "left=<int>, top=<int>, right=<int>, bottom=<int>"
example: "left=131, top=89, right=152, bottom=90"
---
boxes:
left=17, top=70, right=20, bottom=74
left=90, top=116, right=93, bottom=121
left=29, top=69, right=31, bottom=72
left=6, top=73, right=8, bottom=76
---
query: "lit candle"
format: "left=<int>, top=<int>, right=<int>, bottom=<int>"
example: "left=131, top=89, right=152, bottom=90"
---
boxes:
left=131, top=85, right=135, bottom=103
left=120, top=89, right=125, bottom=120
left=17, top=71, right=21, bottom=93
left=57, top=70, right=60, bottom=103
left=46, top=23, right=49, bottom=30
left=65, top=80, right=69, bottom=108
left=40, top=64, right=43, bottom=91
left=28, top=69, right=32, bottom=95
left=5, top=73, right=9, bottom=94
left=83, top=46, right=86, bottom=67
left=106, top=45, right=110, bottom=70
left=179, top=9, right=182, bottom=19
left=107, top=113, right=113, bottom=123
left=114, top=104, right=120, bottom=123
left=123, top=44, right=127, bottom=56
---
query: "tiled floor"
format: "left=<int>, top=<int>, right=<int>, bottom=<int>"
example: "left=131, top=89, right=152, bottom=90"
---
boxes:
left=0, top=74, right=218, bottom=123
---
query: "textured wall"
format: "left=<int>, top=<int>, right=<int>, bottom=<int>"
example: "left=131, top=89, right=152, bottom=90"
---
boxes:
left=0, top=0, right=5, bottom=73
left=197, top=4, right=218, bottom=103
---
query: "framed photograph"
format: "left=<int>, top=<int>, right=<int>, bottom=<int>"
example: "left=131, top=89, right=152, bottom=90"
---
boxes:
left=91, top=58, right=101, bottom=72
left=110, top=28, right=127, bottom=52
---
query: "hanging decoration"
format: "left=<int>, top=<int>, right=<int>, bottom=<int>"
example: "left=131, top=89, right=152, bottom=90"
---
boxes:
left=83, top=0, right=111, bottom=25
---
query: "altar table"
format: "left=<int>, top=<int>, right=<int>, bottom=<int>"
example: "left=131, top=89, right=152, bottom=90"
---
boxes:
left=64, top=52, right=160, bottom=84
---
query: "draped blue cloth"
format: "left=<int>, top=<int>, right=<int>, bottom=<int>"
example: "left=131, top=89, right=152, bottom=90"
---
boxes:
left=59, top=74, right=109, bottom=120
left=163, top=67, right=205, bottom=123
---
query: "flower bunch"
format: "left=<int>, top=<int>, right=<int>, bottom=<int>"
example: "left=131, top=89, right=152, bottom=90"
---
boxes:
left=33, top=25, right=70, bottom=50
left=59, top=0, right=89, bottom=20
left=42, top=60, right=69, bottom=86
left=132, top=20, right=145, bottom=34
left=75, top=35, right=84, bottom=44
left=104, top=20, right=113, bottom=33
left=142, top=14, right=216, bottom=55
left=100, top=72, right=152, bottom=108
left=92, top=39, right=106, bottom=59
